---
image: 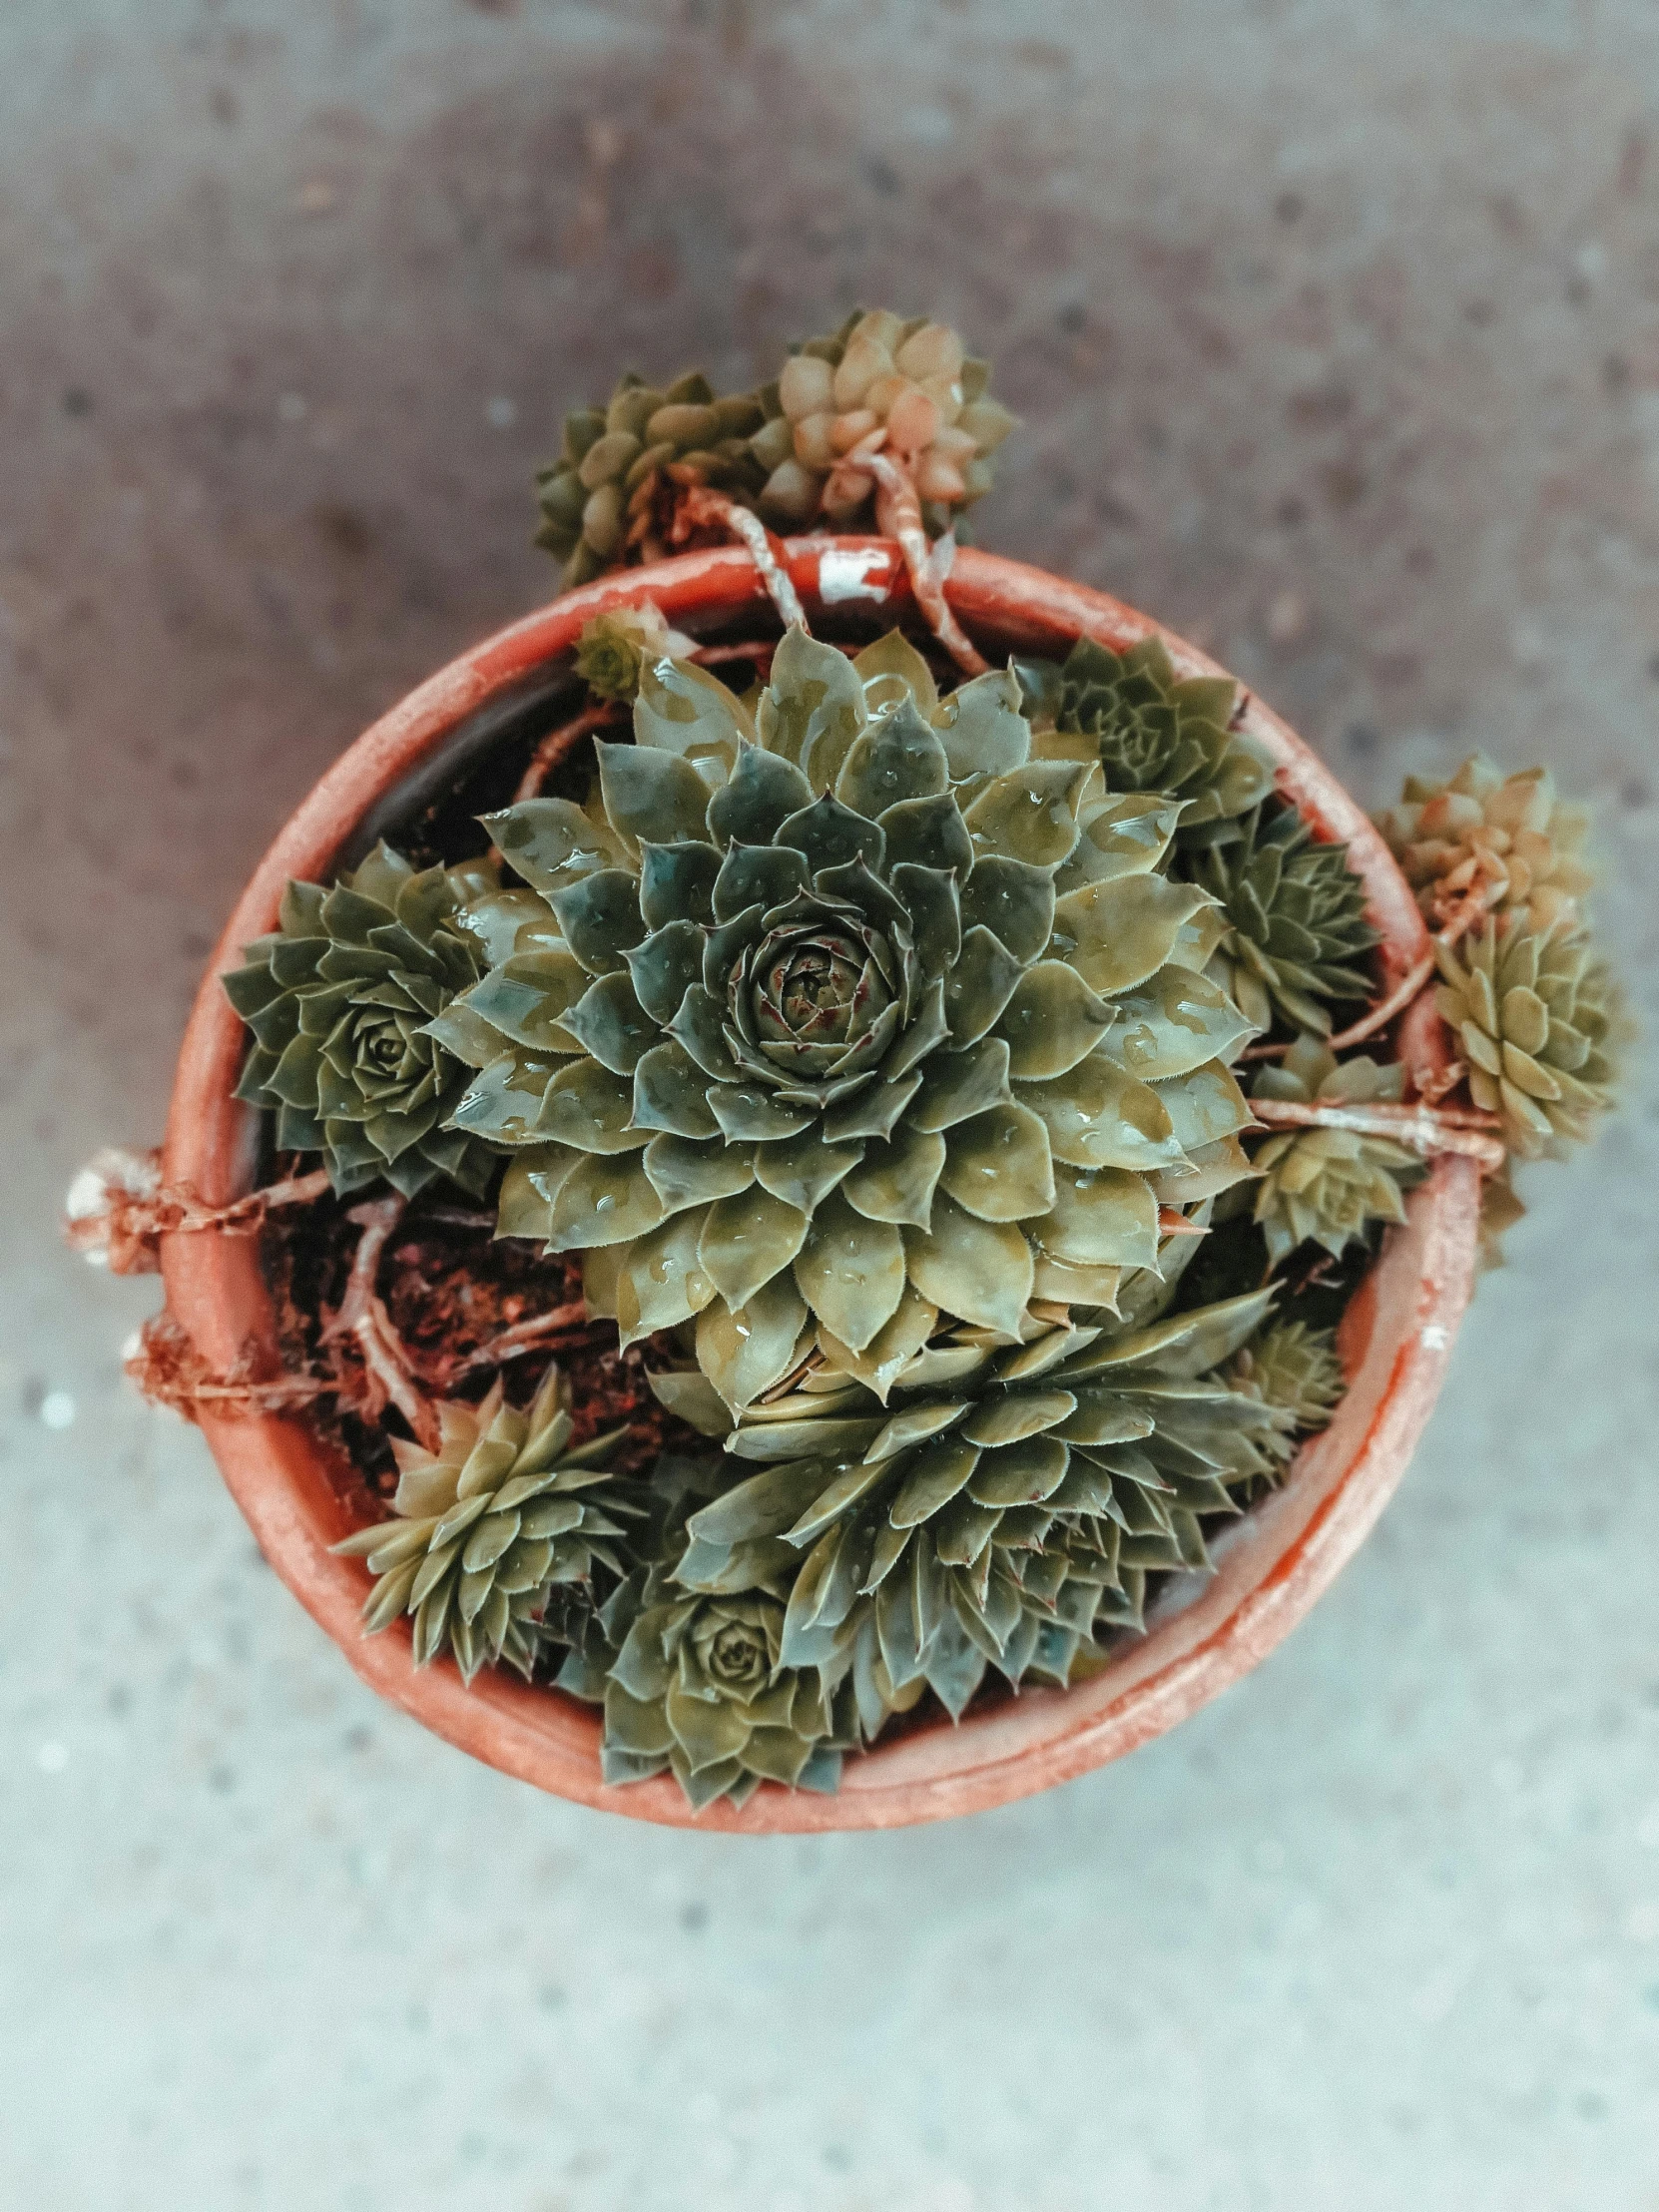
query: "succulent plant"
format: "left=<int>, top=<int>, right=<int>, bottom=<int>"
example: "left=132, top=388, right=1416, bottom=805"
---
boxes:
left=1230, top=1320, right=1345, bottom=1470
left=1188, top=799, right=1380, bottom=1035
left=1433, top=914, right=1622, bottom=1160
left=667, top=1283, right=1289, bottom=1727
left=1018, top=636, right=1275, bottom=847
left=329, top=1366, right=637, bottom=1683
left=1250, top=1039, right=1423, bottom=1271
left=535, top=369, right=768, bottom=587
left=224, top=843, right=499, bottom=1199
left=1376, top=754, right=1593, bottom=931
left=750, top=308, right=1016, bottom=538
left=430, top=626, right=1262, bottom=1412
left=572, top=602, right=696, bottom=706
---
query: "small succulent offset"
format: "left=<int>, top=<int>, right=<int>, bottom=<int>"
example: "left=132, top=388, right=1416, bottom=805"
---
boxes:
left=432, top=624, right=1263, bottom=1413
left=751, top=308, right=1017, bottom=537
left=1249, top=1039, right=1424, bottom=1271
left=1433, top=914, right=1622, bottom=1160
left=223, top=844, right=499, bottom=1199
left=1376, top=754, right=1592, bottom=931
left=536, top=369, right=768, bottom=587
left=1190, top=800, right=1381, bottom=1036
left=572, top=602, right=696, bottom=706
left=329, top=1366, right=637, bottom=1683
left=1018, top=635, right=1275, bottom=845
left=668, top=1282, right=1290, bottom=1725
left=1230, top=1321, right=1346, bottom=1472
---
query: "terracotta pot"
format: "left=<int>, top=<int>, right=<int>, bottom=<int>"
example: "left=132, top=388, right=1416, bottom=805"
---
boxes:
left=161, top=540, right=1480, bottom=1832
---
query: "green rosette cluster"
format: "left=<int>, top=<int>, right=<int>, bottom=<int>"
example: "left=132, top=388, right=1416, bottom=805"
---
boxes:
left=1433, top=913, right=1622, bottom=1160
left=223, top=843, right=498, bottom=1199
left=430, top=625, right=1263, bottom=1413
left=536, top=368, right=768, bottom=587
left=1230, top=1321, right=1345, bottom=1478
left=1019, top=635, right=1274, bottom=846
left=1192, top=800, right=1380, bottom=1035
left=1249, top=1039, right=1423, bottom=1271
left=330, top=1367, right=637, bottom=1683
left=664, top=1278, right=1289, bottom=1725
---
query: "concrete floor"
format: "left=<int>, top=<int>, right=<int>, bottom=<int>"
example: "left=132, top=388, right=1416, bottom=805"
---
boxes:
left=4, top=3, right=1659, bottom=2205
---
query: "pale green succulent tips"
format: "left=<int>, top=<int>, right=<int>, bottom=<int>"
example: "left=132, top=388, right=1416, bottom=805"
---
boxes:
left=329, top=1366, right=637, bottom=1684
left=435, top=625, right=1264, bottom=1414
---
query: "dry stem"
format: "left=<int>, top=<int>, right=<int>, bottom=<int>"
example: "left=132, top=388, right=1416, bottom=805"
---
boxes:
left=65, top=1149, right=332, bottom=1276
left=834, top=446, right=988, bottom=676
left=320, top=1196, right=440, bottom=1447
left=512, top=702, right=625, bottom=805
left=671, top=485, right=807, bottom=630
left=1250, top=1097, right=1505, bottom=1171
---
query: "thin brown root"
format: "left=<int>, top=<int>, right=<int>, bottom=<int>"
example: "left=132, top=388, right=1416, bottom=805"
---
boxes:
left=671, top=485, right=807, bottom=630
left=124, top=1312, right=334, bottom=1422
left=321, top=1197, right=440, bottom=1447
left=65, top=1150, right=332, bottom=1276
left=512, top=703, right=625, bottom=806
left=833, top=447, right=987, bottom=676
left=692, top=639, right=778, bottom=679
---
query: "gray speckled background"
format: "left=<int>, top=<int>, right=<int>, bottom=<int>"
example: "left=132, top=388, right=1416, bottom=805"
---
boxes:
left=4, top=4, right=1659, bottom=2206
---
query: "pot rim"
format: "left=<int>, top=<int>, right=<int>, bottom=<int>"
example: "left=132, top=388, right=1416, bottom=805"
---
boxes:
left=160, top=538, right=1477, bottom=1832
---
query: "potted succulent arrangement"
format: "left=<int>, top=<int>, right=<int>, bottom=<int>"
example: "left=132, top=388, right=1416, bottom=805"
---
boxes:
left=71, top=309, right=1624, bottom=1828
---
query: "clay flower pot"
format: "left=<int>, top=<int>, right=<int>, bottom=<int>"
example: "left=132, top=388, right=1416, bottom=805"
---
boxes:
left=162, top=541, right=1480, bottom=1831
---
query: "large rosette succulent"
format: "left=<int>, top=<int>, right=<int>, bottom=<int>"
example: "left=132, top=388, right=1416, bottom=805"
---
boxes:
left=428, top=626, right=1262, bottom=1414
left=665, top=1276, right=1289, bottom=1726
left=224, top=843, right=498, bottom=1199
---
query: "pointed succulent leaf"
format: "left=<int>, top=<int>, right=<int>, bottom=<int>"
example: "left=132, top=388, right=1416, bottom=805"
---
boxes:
left=594, top=740, right=713, bottom=852
left=698, top=1187, right=810, bottom=1309
left=706, top=742, right=816, bottom=848
left=840, top=1124, right=947, bottom=1230
left=712, top=842, right=811, bottom=921
left=624, top=919, right=705, bottom=1025
left=793, top=1189, right=907, bottom=1352
left=1017, top=1051, right=1185, bottom=1171
left=903, top=1192, right=1034, bottom=1339
left=834, top=697, right=949, bottom=816
left=932, top=665, right=1030, bottom=779
left=482, top=800, right=631, bottom=894
left=774, top=794, right=886, bottom=877
left=936, top=1101, right=1055, bottom=1222
left=615, top=1208, right=717, bottom=1348
left=533, top=1057, right=647, bottom=1153
left=964, top=763, right=1090, bottom=869
left=1100, top=964, right=1256, bottom=1082
left=637, top=840, right=720, bottom=930
left=633, top=653, right=752, bottom=774
left=957, top=855, right=1055, bottom=965
left=549, top=870, right=647, bottom=975
left=994, top=962, right=1114, bottom=1080
left=641, top=1132, right=755, bottom=1213
left=877, top=793, right=974, bottom=876
left=1050, top=875, right=1215, bottom=996
left=562, top=971, right=654, bottom=1075
left=1031, top=1162, right=1161, bottom=1268
left=890, top=863, right=961, bottom=980
left=759, top=625, right=865, bottom=788
left=696, top=1275, right=811, bottom=1410
left=852, top=630, right=939, bottom=718
left=753, top=1126, right=864, bottom=1214
left=943, top=925, right=1027, bottom=1046
left=550, top=1152, right=665, bottom=1248
left=495, top=1143, right=581, bottom=1239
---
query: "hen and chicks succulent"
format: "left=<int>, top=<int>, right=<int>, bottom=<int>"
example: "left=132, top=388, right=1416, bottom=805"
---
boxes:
left=218, top=305, right=1624, bottom=1810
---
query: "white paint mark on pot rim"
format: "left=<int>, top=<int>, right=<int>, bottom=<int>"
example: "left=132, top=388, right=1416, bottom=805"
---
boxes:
left=818, top=547, right=891, bottom=603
